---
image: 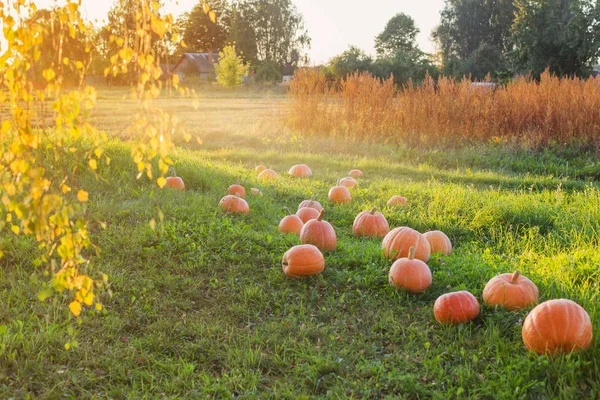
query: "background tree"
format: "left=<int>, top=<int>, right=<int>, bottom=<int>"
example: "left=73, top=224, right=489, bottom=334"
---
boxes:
left=512, top=0, right=600, bottom=77
left=327, top=46, right=373, bottom=81
left=215, top=44, right=249, bottom=87
left=375, top=13, right=419, bottom=57
left=228, top=1, right=259, bottom=64
left=178, top=0, right=230, bottom=54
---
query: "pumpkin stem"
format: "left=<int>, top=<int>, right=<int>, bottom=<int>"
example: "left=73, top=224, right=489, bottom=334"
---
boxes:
left=168, top=166, right=177, bottom=177
left=370, top=207, right=377, bottom=214
left=408, top=246, right=416, bottom=260
left=317, top=210, right=325, bottom=221
left=511, top=270, right=521, bottom=283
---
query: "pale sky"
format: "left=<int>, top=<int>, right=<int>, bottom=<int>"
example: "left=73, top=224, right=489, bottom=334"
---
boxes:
left=29, top=0, right=444, bottom=64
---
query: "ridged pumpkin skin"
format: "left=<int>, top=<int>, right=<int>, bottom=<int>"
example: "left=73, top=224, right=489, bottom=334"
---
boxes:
left=296, top=207, right=320, bottom=223
left=388, top=247, right=432, bottom=293
left=423, top=230, right=452, bottom=256
left=165, top=177, right=185, bottom=190
left=218, top=195, right=249, bottom=214
left=255, top=165, right=266, bottom=173
left=300, top=210, right=337, bottom=252
left=258, top=169, right=278, bottom=181
left=328, top=185, right=351, bottom=204
left=382, top=227, right=430, bottom=262
left=483, top=271, right=539, bottom=311
left=522, top=299, right=593, bottom=355
left=387, top=196, right=407, bottom=206
left=434, top=291, right=480, bottom=325
left=282, top=245, right=325, bottom=278
left=352, top=208, right=390, bottom=238
left=279, top=215, right=304, bottom=234
left=339, top=177, right=358, bottom=188
left=250, top=188, right=263, bottom=196
left=297, top=199, right=324, bottom=212
left=349, top=169, right=363, bottom=178
left=289, top=164, right=312, bottom=177
left=227, top=184, right=246, bottom=198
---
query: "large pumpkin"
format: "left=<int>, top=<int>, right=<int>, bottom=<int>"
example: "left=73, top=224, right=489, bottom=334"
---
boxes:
left=423, top=230, right=452, bottom=256
left=227, top=183, right=246, bottom=198
left=289, top=164, right=312, bottom=177
left=434, top=291, right=480, bottom=325
left=218, top=195, right=249, bottom=214
left=348, top=169, right=363, bottom=178
left=339, top=177, right=358, bottom=189
left=298, top=198, right=324, bottom=212
left=388, top=247, right=432, bottom=293
left=255, top=164, right=266, bottom=173
left=282, top=245, right=325, bottom=278
left=483, top=271, right=539, bottom=311
left=296, top=207, right=320, bottom=223
left=165, top=176, right=185, bottom=190
left=522, top=299, right=593, bottom=355
left=279, top=209, right=304, bottom=235
left=352, top=208, right=390, bottom=238
left=382, top=227, right=430, bottom=262
left=328, top=184, right=351, bottom=204
left=258, top=169, right=278, bottom=181
left=387, top=196, right=407, bottom=206
left=300, top=210, right=337, bottom=252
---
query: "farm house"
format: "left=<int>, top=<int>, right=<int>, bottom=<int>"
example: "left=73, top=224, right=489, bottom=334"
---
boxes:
left=171, top=52, right=219, bottom=82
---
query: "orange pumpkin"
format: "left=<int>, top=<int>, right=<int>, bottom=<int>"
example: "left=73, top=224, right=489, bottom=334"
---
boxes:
left=423, top=230, right=452, bottom=256
left=434, top=291, right=480, bottom=325
left=250, top=188, right=263, bottom=196
left=339, top=177, right=358, bottom=189
left=165, top=176, right=185, bottom=190
left=218, top=195, right=249, bottom=214
left=349, top=169, right=363, bottom=178
left=328, top=184, right=351, bottom=204
left=296, top=207, right=320, bottom=223
left=282, top=244, right=325, bottom=278
left=279, top=210, right=304, bottom=235
left=298, top=198, right=324, bottom=212
left=289, top=164, right=312, bottom=177
left=482, top=271, right=539, bottom=311
left=300, top=210, right=337, bottom=252
left=388, top=247, right=432, bottom=293
left=227, top=183, right=246, bottom=198
left=258, top=169, right=278, bottom=181
left=522, top=299, right=593, bottom=355
left=382, top=227, right=430, bottom=262
left=352, top=207, right=390, bottom=238
left=387, top=196, right=407, bottom=206
left=255, top=164, right=267, bottom=173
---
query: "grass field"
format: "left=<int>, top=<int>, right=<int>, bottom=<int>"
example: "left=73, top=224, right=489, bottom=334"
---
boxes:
left=0, top=88, right=598, bottom=398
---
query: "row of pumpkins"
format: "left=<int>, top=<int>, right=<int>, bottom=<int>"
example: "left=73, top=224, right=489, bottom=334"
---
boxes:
left=170, top=164, right=594, bottom=356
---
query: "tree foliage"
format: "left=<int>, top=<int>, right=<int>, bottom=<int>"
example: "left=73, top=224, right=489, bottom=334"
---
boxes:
left=179, top=0, right=230, bottom=53
left=215, top=44, right=249, bottom=87
left=375, top=13, right=419, bottom=57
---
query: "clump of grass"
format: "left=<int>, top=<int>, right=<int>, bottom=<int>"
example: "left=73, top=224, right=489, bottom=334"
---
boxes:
left=287, top=69, right=600, bottom=147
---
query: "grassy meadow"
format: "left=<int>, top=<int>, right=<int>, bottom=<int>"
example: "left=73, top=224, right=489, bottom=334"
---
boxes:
left=0, top=87, right=598, bottom=398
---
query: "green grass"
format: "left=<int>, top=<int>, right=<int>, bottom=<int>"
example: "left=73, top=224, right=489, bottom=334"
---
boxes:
left=0, top=90, right=598, bottom=398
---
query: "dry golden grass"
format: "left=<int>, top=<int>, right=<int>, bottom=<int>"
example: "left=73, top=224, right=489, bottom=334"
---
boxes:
left=287, top=69, right=600, bottom=147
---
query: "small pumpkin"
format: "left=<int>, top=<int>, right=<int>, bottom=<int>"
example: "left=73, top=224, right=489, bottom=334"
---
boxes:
left=282, top=244, right=325, bottom=278
left=279, top=208, right=304, bottom=234
left=522, top=299, right=593, bottom=355
left=300, top=210, right=337, bottom=252
left=250, top=188, right=263, bottom=196
left=349, top=169, right=363, bottom=178
left=388, top=247, right=432, bottom=293
left=255, top=164, right=266, bottom=173
left=382, top=227, right=430, bottom=262
left=328, top=183, right=351, bottom=204
left=352, top=207, right=390, bottom=238
left=339, top=177, right=358, bottom=189
left=434, top=291, right=480, bottom=325
left=298, top=197, right=324, bottom=212
left=219, top=194, right=249, bottom=214
left=482, top=271, right=539, bottom=311
left=258, top=168, right=278, bottom=181
left=423, top=230, right=452, bottom=256
left=165, top=168, right=185, bottom=190
left=227, top=183, right=246, bottom=198
left=296, top=207, right=320, bottom=223
left=387, top=196, right=407, bottom=206
left=289, top=164, right=312, bottom=177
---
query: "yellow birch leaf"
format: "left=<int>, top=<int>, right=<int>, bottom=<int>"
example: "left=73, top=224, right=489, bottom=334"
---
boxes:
left=77, top=190, right=89, bottom=202
left=157, top=177, right=167, bottom=188
left=69, top=301, right=82, bottom=316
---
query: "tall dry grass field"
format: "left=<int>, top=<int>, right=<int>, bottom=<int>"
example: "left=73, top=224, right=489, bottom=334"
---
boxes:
left=287, top=69, right=600, bottom=147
